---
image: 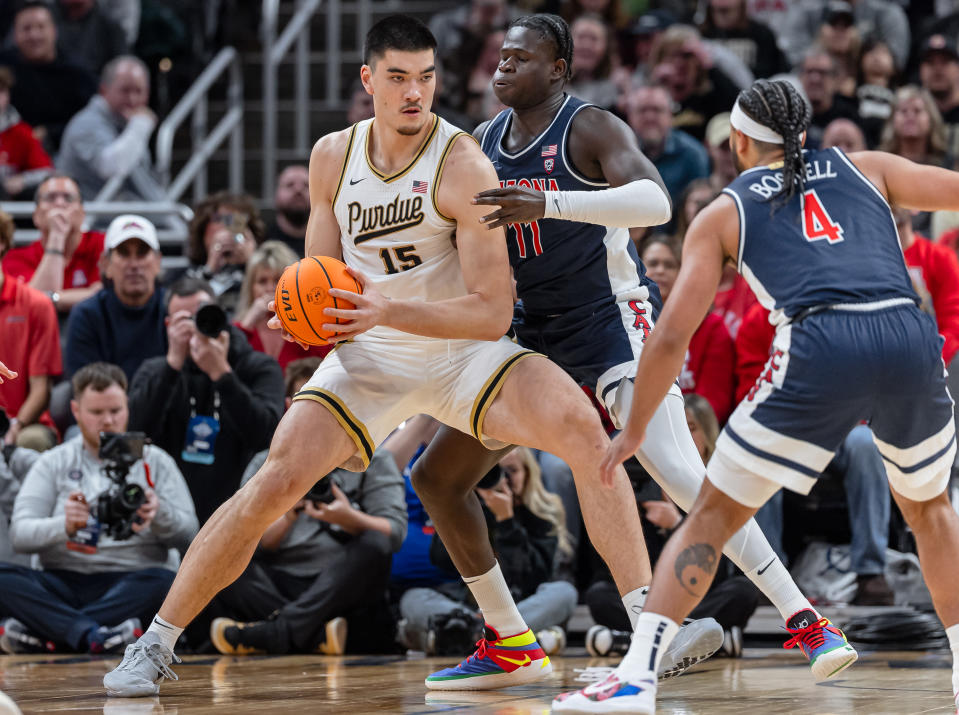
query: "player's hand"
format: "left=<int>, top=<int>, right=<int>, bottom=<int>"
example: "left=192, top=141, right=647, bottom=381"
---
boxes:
left=600, top=427, right=645, bottom=487
left=0, top=361, right=18, bottom=383
left=266, top=300, right=311, bottom=350
left=131, top=488, right=158, bottom=533
left=324, top=267, right=387, bottom=343
left=473, top=186, right=546, bottom=229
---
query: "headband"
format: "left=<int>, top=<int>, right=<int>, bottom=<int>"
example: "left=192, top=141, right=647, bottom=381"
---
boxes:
left=730, top=99, right=784, bottom=144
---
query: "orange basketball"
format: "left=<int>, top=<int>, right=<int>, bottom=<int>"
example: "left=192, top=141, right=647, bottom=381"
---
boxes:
left=274, top=256, right=362, bottom=345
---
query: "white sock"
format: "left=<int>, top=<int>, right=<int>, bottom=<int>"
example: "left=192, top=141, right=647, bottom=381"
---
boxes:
left=946, top=623, right=959, bottom=697
left=622, top=585, right=650, bottom=630
left=619, top=612, right=680, bottom=681
left=463, top=561, right=527, bottom=637
left=146, top=615, right=183, bottom=652
left=745, top=556, right=814, bottom=621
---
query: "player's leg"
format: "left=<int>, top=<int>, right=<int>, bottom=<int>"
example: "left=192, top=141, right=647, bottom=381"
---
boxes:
left=103, top=400, right=358, bottom=696
left=482, top=355, right=652, bottom=600
left=621, top=385, right=816, bottom=623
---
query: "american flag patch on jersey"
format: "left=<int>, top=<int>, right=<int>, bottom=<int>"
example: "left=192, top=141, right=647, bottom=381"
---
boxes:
left=541, top=144, right=558, bottom=157
left=412, top=180, right=428, bottom=194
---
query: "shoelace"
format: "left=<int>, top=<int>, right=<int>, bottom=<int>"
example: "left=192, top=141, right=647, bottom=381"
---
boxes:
left=461, top=637, right=491, bottom=667
left=782, top=617, right=830, bottom=652
left=574, top=666, right=616, bottom=683
left=118, top=642, right=181, bottom=682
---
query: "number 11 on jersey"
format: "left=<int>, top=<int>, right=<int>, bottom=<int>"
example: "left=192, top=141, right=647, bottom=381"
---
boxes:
left=508, top=220, right=544, bottom=258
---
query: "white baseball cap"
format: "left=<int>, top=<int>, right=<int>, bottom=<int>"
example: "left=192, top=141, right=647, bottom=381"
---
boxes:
left=104, top=214, right=160, bottom=252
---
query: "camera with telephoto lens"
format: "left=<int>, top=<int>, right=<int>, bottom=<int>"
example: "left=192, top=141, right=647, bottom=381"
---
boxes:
left=92, top=432, right=147, bottom=540
left=306, top=477, right=336, bottom=505
left=195, top=303, right=228, bottom=338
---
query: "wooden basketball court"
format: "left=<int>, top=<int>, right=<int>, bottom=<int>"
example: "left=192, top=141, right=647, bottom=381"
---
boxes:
left=0, top=648, right=953, bottom=714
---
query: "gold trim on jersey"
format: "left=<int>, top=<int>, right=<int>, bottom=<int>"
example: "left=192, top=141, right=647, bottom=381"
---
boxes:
left=470, top=350, right=538, bottom=441
left=364, top=114, right=440, bottom=183
left=332, top=124, right=359, bottom=207
left=431, top=131, right=472, bottom=223
left=292, top=387, right=374, bottom=468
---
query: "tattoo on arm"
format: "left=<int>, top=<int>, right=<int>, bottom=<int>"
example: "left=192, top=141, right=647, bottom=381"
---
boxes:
left=674, top=543, right=718, bottom=598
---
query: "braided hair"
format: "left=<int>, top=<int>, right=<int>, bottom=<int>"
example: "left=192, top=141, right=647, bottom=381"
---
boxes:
left=508, top=14, right=574, bottom=81
left=736, top=79, right=812, bottom=206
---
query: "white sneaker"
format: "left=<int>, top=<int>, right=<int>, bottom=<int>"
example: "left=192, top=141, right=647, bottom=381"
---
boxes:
left=659, top=617, right=724, bottom=679
left=552, top=671, right=656, bottom=714
left=103, top=632, right=180, bottom=697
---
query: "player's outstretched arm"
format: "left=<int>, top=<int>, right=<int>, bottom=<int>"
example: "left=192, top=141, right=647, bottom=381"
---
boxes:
left=849, top=151, right=959, bottom=213
left=303, top=130, right=352, bottom=259
left=472, top=107, right=672, bottom=230
left=600, top=196, right=736, bottom=483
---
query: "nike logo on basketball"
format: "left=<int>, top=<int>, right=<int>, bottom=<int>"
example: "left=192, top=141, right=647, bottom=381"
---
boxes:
left=349, top=177, right=365, bottom=185
left=498, top=654, right=531, bottom=667
left=757, top=558, right=776, bottom=576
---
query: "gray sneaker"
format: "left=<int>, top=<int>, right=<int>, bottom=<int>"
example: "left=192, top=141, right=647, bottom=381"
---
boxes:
left=103, top=632, right=181, bottom=697
left=659, top=617, right=725, bottom=679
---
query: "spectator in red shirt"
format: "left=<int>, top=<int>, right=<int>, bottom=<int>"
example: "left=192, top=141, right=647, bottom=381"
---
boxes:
left=234, top=241, right=331, bottom=370
left=0, top=209, right=61, bottom=451
left=895, top=207, right=959, bottom=367
left=642, top=235, right=735, bottom=423
left=1, top=174, right=104, bottom=316
left=0, top=65, right=53, bottom=200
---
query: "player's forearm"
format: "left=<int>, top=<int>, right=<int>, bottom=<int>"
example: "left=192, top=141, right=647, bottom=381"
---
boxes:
left=543, top=179, right=672, bottom=228
left=383, top=293, right=512, bottom=341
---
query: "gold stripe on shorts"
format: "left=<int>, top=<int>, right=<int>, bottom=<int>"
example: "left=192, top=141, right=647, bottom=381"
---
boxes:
left=470, top=350, right=538, bottom=441
left=292, top=388, right=374, bottom=468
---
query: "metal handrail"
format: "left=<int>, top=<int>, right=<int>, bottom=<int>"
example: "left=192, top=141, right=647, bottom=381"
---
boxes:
left=156, top=46, right=244, bottom=203
left=1, top=201, right=194, bottom=246
left=261, top=0, right=321, bottom=201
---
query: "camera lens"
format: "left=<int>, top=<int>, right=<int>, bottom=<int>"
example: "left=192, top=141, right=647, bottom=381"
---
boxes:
left=195, top=303, right=228, bottom=338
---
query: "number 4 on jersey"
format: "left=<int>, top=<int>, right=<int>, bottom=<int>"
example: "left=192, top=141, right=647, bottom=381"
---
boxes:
left=801, top=189, right=844, bottom=244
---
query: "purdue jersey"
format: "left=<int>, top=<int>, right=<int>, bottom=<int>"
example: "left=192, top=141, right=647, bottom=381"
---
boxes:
left=332, top=114, right=470, bottom=340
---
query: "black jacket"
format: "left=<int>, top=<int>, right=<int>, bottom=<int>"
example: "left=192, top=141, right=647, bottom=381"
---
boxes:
left=128, top=326, right=284, bottom=523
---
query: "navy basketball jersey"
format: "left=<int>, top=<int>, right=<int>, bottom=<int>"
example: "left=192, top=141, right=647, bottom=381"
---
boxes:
left=481, top=95, right=650, bottom=313
left=724, top=147, right=917, bottom=326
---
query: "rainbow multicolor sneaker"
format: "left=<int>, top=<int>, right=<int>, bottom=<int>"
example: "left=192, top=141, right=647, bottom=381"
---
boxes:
left=782, top=609, right=858, bottom=681
left=552, top=671, right=656, bottom=714
left=424, top=625, right=552, bottom=691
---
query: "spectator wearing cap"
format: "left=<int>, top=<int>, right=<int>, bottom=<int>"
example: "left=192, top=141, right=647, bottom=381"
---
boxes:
left=0, top=2, right=97, bottom=152
left=699, top=0, right=788, bottom=81
left=781, top=0, right=909, bottom=72
left=64, top=215, right=165, bottom=381
left=798, top=47, right=862, bottom=150
left=53, top=0, right=129, bottom=76
left=0, top=209, right=61, bottom=451
left=58, top=56, right=164, bottom=206
left=0, top=65, right=53, bottom=200
left=919, top=34, right=959, bottom=158
left=855, top=38, right=897, bottom=147
left=1, top=175, right=104, bottom=317
left=625, top=84, right=709, bottom=227
left=704, top=112, right=736, bottom=188
left=816, top=1, right=860, bottom=98
left=623, top=11, right=674, bottom=87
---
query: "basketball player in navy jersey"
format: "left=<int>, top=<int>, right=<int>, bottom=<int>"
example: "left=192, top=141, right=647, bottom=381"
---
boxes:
left=413, top=14, right=841, bottom=693
left=556, top=78, right=959, bottom=713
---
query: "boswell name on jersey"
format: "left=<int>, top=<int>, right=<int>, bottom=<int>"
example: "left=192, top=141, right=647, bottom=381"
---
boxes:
left=747, top=158, right=839, bottom=199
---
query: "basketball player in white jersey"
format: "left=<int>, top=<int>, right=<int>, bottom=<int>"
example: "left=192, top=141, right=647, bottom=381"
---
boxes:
left=102, top=15, right=705, bottom=697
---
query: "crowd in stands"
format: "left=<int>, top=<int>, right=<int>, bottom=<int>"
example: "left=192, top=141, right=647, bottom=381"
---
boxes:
left=2, top=0, right=959, bottom=658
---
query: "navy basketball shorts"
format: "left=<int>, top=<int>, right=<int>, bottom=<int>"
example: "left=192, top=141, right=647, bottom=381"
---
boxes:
left=710, top=302, right=956, bottom=508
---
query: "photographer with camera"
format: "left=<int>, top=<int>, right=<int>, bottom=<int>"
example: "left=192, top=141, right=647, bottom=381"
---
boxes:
left=0, top=363, right=197, bottom=654
left=64, top=214, right=166, bottom=382
left=206, top=358, right=407, bottom=655
left=129, top=277, right=284, bottom=524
